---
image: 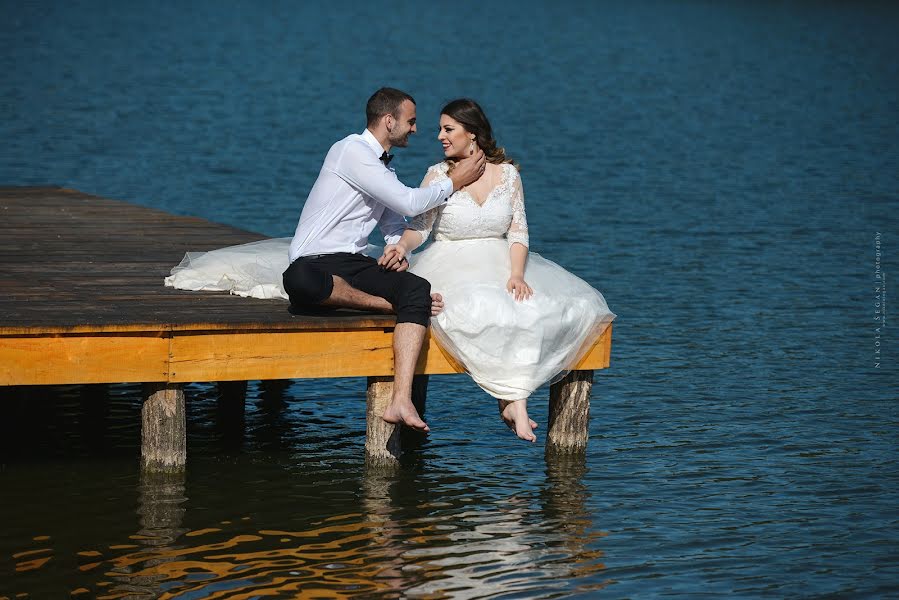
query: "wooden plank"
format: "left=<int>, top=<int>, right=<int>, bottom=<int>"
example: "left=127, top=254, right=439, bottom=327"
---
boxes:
left=573, top=326, right=612, bottom=370
left=0, top=332, right=169, bottom=385
left=168, top=327, right=466, bottom=382
left=0, top=312, right=399, bottom=335
left=169, top=328, right=394, bottom=381
left=167, top=324, right=610, bottom=382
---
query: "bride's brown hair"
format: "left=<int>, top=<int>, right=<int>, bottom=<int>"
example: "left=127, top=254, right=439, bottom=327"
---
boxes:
left=442, top=98, right=519, bottom=171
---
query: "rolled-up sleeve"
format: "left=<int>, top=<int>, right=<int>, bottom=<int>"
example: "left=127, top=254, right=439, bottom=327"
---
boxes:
left=378, top=208, right=407, bottom=245
left=338, top=143, right=452, bottom=217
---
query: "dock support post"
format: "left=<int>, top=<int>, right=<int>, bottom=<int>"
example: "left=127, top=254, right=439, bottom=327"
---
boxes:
left=216, top=381, right=247, bottom=448
left=365, top=376, right=401, bottom=467
left=217, top=380, right=248, bottom=404
left=260, top=379, right=291, bottom=395
left=547, top=370, right=593, bottom=453
left=141, top=383, right=186, bottom=472
left=80, top=384, right=109, bottom=453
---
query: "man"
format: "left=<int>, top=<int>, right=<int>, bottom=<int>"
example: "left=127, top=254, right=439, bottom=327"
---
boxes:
left=283, top=87, right=486, bottom=432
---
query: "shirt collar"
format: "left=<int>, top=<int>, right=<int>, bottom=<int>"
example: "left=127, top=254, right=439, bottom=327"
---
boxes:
left=362, top=128, right=388, bottom=157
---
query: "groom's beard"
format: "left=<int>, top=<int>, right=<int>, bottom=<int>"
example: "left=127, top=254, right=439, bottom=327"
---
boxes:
left=389, top=130, right=411, bottom=148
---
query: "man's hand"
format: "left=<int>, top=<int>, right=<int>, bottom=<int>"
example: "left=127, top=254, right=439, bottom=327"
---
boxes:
left=378, top=244, right=409, bottom=272
left=448, top=150, right=486, bottom=192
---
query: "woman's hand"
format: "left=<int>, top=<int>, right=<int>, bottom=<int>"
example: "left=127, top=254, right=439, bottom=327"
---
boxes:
left=506, top=276, right=533, bottom=301
left=378, top=244, right=409, bottom=272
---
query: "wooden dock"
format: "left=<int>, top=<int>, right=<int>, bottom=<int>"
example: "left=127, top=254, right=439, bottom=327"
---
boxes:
left=0, top=187, right=612, bottom=469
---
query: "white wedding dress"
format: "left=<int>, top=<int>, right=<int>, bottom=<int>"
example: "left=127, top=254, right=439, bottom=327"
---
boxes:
left=165, top=238, right=292, bottom=300
left=164, top=161, right=615, bottom=401
left=407, top=162, right=615, bottom=400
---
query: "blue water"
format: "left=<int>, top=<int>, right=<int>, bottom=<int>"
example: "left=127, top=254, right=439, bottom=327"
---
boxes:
left=2, top=1, right=898, bottom=598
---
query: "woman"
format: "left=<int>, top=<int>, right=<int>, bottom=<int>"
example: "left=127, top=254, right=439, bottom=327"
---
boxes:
left=379, top=99, right=615, bottom=442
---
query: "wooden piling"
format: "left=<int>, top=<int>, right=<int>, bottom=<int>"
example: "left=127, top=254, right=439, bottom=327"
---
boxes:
left=547, top=370, right=593, bottom=452
left=217, top=380, right=248, bottom=402
left=217, top=380, right=248, bottom=421
left=365, top=376, right=401, bottom=467
left=141, top=383, right=186, bottom=472
left=216, top=380, right=247, bottom=447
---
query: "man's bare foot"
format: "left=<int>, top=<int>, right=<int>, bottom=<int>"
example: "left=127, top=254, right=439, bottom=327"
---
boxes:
left=498, top=399, right=537, bottom=442
left=383, top=399, right=430, bottom=432
left=430, top=293, right=444, bottom=316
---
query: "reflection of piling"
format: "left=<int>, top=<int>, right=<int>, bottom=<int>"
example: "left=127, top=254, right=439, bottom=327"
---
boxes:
left=108, top=470, right=187, bottom=598
left=361, top=467, right=411, bottom=593
left=137, top=471, right=187, bottom=546
left=543, top=449, right=588, bottom=519
left=542, top=450, right=607, bottom=579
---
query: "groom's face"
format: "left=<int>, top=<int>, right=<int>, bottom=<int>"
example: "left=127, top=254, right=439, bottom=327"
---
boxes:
left=387, top=100, right=417, bottom=148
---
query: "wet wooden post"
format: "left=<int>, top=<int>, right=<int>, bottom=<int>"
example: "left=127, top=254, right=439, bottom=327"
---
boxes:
left=216, top=380, right=248, bottom=447
left=216, top=380, right=248, bottom=423
left=260, top=379, right=291, bottom=395
left=79, top=383, right=109, bottom=453
left=547, top=370, right=593, bottom=452
left=365, top=376, right=401, bottom=466
left=217, top=380, right=248, bottom=404
left=141, top=383, right=186, bottom=472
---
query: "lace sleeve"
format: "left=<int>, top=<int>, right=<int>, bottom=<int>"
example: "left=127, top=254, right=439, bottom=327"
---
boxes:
left=409, top=164, right=445, bottom=245
left=506, top=167, right=529, bottom=248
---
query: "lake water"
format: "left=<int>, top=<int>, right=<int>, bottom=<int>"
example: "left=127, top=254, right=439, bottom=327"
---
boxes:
left=2, top=1, right=898, bottom=598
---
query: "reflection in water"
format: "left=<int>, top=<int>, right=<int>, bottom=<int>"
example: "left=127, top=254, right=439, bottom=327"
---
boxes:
left=106, top=471, right=188, bottom=599
left=543, top=451, right=610, bottom=589
left=5, top=455, right=608, bottom=598
left=393, top=453, right=609, bottom=598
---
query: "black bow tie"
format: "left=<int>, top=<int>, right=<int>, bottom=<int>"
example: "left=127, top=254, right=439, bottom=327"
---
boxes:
left=379, top=151, right=394, bottom=167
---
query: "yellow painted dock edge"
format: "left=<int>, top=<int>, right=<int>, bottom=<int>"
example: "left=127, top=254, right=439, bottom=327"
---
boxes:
left=0, top=324, right=611, bottom=385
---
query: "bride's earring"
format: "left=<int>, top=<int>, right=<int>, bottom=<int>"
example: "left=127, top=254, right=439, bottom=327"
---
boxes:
left=469, top=140, right=475, bottom=155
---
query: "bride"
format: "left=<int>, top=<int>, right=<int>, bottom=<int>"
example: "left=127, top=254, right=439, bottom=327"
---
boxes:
left=164, top=99, right=615, bottom=443
left=376, top=99, right=615, bottom=442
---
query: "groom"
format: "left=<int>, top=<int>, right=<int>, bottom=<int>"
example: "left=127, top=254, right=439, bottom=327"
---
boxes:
left=283, top=87, right=486, bottom=432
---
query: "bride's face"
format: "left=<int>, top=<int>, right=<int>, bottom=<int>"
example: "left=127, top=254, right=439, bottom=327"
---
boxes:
left=438, top=115, right=475, bottom=159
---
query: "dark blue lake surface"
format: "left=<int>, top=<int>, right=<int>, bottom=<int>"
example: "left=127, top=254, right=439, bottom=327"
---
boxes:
left=2, top=1, right=898, bottom=597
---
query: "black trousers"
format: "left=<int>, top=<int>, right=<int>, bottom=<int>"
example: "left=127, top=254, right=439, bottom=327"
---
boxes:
left=282, top=252, right=431, bottom=327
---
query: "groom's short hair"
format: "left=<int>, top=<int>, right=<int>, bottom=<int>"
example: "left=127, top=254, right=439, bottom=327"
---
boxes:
left=366, top=87, right=416, bottom=128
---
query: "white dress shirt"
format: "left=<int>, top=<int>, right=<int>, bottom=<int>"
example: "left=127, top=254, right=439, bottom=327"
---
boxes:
left=288, top=129, right=454, bottom=262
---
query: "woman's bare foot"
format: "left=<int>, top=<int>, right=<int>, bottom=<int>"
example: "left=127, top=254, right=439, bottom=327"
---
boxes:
left=383, top=398, right=429, bottom=432
left=430, top=293, right=444, bottom=316
left=498, top=399, right=537, bottom=442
